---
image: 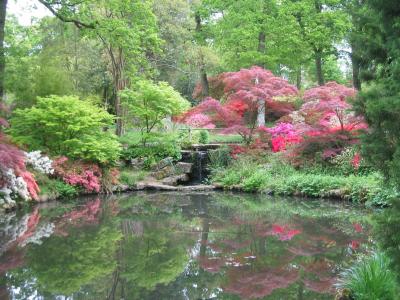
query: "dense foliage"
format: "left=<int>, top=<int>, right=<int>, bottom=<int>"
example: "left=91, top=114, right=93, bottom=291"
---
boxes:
left=0, top=0, right=400, bottom=297
left=337, top=252, right=398, bottom=300
left=120, top=80, right=190, bottom=142
left=9, top=95, right=121, bottom=164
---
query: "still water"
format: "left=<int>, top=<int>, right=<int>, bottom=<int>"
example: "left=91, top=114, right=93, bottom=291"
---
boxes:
left=0, top=192, right=372, bottom=300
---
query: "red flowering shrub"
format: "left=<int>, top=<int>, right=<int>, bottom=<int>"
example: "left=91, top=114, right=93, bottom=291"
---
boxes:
left=53, top=157, right=102, bottom=193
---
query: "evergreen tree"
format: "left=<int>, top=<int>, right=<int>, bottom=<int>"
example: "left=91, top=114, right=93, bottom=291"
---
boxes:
left=357, top=0, right=400, bottom=185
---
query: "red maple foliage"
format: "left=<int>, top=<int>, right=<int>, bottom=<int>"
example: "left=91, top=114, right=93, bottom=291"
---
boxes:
left=222, top=66, right=298, bottom=118
left=271, top=82, right=369, bottom=162
left=181, top=67, right=298, bottom=144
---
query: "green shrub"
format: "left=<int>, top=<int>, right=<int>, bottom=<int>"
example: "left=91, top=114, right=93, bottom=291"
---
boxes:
left=242, top=169, right=271, bottom=192
left=178, top=129, right=200, bottom=148
left=122, top=141, right=181, bottom=164
left=199, top=130, right=210, bottom=144
left=337, top=252, right=398, bottom=300
left=9, top=95, right=121, bottom=164
left=53, top=181, right=78, bottom=198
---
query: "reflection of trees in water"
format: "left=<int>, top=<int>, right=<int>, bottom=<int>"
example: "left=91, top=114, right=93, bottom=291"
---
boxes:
left=0, top=192, right=372, bottom=299
left=196, top=196, right=367, bottom=299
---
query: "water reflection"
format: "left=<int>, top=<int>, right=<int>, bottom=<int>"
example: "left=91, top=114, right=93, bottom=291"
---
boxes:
left=0, top=192, right=371, bottom=299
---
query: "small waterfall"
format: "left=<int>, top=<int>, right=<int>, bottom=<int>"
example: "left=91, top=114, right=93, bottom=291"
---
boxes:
left=194, top=151, right=208, bottom=183
left=180, top=150, right=209, bottom=184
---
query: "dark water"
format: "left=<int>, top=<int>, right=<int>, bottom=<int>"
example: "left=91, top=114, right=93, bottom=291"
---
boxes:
left=0, top=192, right=372, bottom=300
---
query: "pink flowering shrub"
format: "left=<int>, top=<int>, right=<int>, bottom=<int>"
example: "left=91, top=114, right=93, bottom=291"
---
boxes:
left=352, top=153, right=361, bottom=169
left=53, top=157, right=102, bottom=193
left=185, top=113, right=216, bottom=129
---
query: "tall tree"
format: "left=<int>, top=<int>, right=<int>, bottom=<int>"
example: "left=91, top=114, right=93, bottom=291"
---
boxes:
left=38, top=0, right=161, bottom=136
left=356, top=0, right=400, bottom=185
left=194, top=6, right=210, bottom=99
left=0, top=0, right=7, bottom=100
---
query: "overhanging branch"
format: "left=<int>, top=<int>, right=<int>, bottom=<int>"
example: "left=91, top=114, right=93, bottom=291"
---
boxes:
left=38, top=0, right=96, bottom=29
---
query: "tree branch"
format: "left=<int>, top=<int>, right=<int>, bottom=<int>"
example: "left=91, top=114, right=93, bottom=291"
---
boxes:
left=38, top=0, right=96, bottom=29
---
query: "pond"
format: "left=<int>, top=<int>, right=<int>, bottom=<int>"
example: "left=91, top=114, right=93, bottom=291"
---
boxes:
left=0, top=192, right=373, bottom=300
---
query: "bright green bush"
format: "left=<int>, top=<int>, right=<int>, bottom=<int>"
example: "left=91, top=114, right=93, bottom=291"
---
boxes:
left=337, top=252, right=398, bottom=300
left=52, top=180, right=78, bottom=198
left=120, top=80, right=190, bottom=145
left=199, top=130, right=210, bottom=144
left=242, top=169, right=271, bottom=192
left=9, top=95, right=121, bottom=164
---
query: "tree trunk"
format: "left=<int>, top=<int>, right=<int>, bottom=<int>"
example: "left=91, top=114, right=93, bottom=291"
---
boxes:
left=199, top=68, right=209, bottom=98
left=107, top=46, right=127, bottom=136
left=257, top=99, right=266, bottom=127
left=195, top=12, right=209, bottom=99
left=257, top=31, right=266, bottom=68
left=351, top=43, right=361, bottom=90
left=315, top=49, right=324, bottom=85
left=255, top=76, right=265, bottom=127
left=296, top=66, right=302, bottom=89
left=0, top=0, right=7, bottom=100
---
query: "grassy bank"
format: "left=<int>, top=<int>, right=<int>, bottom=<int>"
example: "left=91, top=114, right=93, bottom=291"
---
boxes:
left=210, top=154, right=396, bottom=206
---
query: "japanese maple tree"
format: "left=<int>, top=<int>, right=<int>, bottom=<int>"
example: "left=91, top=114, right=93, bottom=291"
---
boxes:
left=181, top=66, right=298, bottom=144
left=280, top=82, right=368, bottom=161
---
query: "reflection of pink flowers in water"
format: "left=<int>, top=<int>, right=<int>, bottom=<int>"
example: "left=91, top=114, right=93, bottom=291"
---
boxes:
left=62, top=199, right=101, bottom=224
left=271, top=224, right=301, bottom=241
left=16, top=208, right=41, bottom=245
left=350, top=240, right=360, bottom=250
left=353, top=223, right=363, bottom=233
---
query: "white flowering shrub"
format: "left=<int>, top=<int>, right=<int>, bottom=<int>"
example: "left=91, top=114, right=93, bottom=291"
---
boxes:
left=26, top=151, right=54, bottom=175
left=0, top=169, right=31, bottom=207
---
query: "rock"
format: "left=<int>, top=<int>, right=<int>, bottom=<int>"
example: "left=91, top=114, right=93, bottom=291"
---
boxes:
left=335, top=289, right=352, bottom=300
left=176, top=162, right=193, bottom=174
left=151, top=157, right=174, bottom=171
left=161, top=174, right=190, bottom=186
left=112, top=184, right=130, bottom=192
left=326, top=189, right=345, bottom=199
left=152, top=165, right=176, bottom=180
left=133, top=181, right=216, bottom=191
left=131, top=158, right=145, bottom=169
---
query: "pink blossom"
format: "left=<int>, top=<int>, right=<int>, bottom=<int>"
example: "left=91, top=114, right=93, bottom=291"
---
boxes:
left=352, top=153, right=361, bottom=169
left=185, top=113, right=216, bottom=128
